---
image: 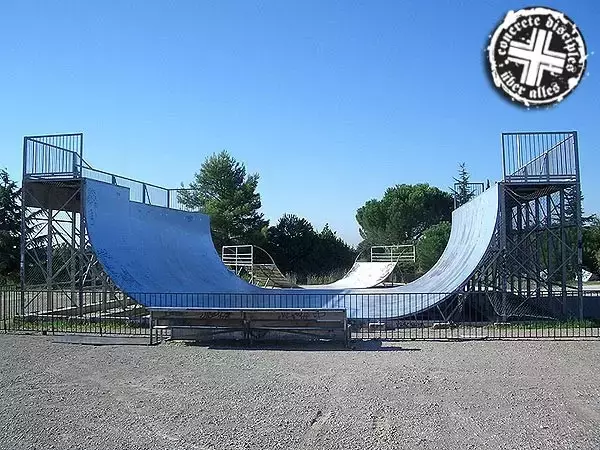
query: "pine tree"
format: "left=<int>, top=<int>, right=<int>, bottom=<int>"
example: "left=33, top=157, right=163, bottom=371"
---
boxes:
left=452, top=163, right=475, bottom=207
left=179, top=151, right=268, bottom=250
left=0, top=169, right=21, bottom=284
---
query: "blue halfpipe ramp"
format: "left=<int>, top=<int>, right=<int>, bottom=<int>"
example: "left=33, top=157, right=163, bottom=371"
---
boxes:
left=84, top=179, right=499, bottom=318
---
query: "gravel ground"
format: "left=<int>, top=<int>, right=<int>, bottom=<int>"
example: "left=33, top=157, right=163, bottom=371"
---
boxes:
left=0, top=335, right=599, bottom=450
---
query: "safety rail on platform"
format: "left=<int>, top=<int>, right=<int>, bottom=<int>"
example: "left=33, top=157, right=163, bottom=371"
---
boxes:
left=501, top=131, right=579, bottom=183
left=3, top=289, right=599, bottom=341
left=23, top=134, right=196, bottom=211
left=453, top=182, right=486, bottom=209
left=370, top=245, right=416, bottom=263
left=221, top=245, right=254, bottom=269
left=220, top=245, right=297, bottom=288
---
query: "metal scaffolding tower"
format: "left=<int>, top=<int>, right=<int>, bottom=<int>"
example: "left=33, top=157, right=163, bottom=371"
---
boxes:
left=19, top=131, right=584, bottom=321
left=19, top=134, right=113, bottom=315
left=462, top=131, right=583, bottom=321
left=19, top=133, right=191, bottom=317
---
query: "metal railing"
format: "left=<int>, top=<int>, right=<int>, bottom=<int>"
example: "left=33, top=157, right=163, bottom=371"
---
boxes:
left=501, top=131, right=578, bottom=183
left=453, top=182, right=486, bottom=209
left=23, top=134, right=196, bottom=212
left=3, top=289, right=599, bottom=341
left=79, top=166, right=195, bottom=210
left=23, top=133, right=84, bottom=177
left=1, top=289, right=149, bottom=336
left=222, top=245, right=254, bottom=268
left=370, top=245, right=416, bottom=263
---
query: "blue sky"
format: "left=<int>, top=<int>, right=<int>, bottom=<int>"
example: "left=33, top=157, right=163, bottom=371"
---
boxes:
left=0, top=0, right=598, bottom=245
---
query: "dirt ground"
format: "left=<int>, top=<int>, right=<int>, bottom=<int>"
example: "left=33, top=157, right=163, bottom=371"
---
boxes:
left=0, top=334, right=599, bottom=450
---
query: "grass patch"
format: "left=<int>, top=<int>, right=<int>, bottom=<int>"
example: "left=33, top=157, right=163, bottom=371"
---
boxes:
left=493, top=319, right=600, bottom=330
left=5, top=316, right=150, bottom=334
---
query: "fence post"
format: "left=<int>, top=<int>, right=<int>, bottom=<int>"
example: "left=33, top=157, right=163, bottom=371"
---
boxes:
left=72, top=151, right=78, bottom=177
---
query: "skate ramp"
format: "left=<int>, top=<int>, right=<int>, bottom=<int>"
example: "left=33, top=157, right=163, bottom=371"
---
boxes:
left=84, top=179, right=500, bottom=318
left=252, top=264, right=299, bottom=288
left=84, top=181, right=260, bottom=294
left=301, top=261, right=397, bottom=289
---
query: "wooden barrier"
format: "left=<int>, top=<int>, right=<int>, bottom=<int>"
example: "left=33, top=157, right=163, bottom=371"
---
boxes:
left=149, top=308, right=349, bottom=347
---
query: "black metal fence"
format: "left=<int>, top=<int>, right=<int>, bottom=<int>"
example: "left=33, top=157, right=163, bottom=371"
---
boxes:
left=1, top=289, right=149, bottom=337
left=2, top=289, right=599, bottom=341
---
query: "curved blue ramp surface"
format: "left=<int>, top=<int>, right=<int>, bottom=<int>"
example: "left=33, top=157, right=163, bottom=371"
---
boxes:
left=85, top=179, right=499, bottom=318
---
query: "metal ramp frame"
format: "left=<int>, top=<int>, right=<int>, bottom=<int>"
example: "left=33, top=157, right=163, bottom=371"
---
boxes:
left=252, top=264, right=298, bottom=288
left=221, top=245, right=254, bottom=276
left=19, top=131, right=584, bottom=323
left=370, top=245, right=416, bottom=263
left=365, top=245, right=416, bottom=287
left=221, top=245, right=297, bottom=288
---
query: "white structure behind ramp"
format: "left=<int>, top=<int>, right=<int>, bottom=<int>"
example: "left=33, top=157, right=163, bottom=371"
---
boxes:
left=370, top=245, right=416, bottom=263
left=301, top=261, right=397, bottom=289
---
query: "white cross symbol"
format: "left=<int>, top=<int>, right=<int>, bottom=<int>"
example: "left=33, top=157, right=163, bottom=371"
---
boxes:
left=507, top=28, right=566, bottom=87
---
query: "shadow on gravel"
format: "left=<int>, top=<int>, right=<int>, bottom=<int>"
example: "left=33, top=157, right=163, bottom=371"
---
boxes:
left=351, top=340, right=421, bottom=352
left=179, top=339, right=420, bottom=352
left=53, top=335, right=150, bottom=346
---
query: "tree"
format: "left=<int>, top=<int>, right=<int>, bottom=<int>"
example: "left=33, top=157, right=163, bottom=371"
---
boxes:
left=179, top=151, right=268, bottom=251
left=356, top=183, right=453, bottom=248
left=0, top=169, right=21, bottom=284
left=451, top=162, right=475, bottom=208
left=416, top=221, right=451, bottom=272
left=266, top=214, right=318, bottom=280
left=583, top=215, right=600, bottom=275
left=312, top=224, right=356, bottom=275
left=265, top=216, right=356, bottom=281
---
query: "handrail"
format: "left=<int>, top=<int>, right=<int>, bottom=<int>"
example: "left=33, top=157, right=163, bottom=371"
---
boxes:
left=25, top=135, right=191, bottom=194
left=25, top=133, right=83, bottom=139
left=371, top=244, right=416, bottom=263
left=221, top=244, right=280, bottom=268
left=252, top=245, right=279, bottom=267
left=506, top=135, right=573, bottom=178
left=26, top=138, right=81, bottom=155
left=24, top=136, right=196, bottom=211
left=82, top=165, right=175, bottom=192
